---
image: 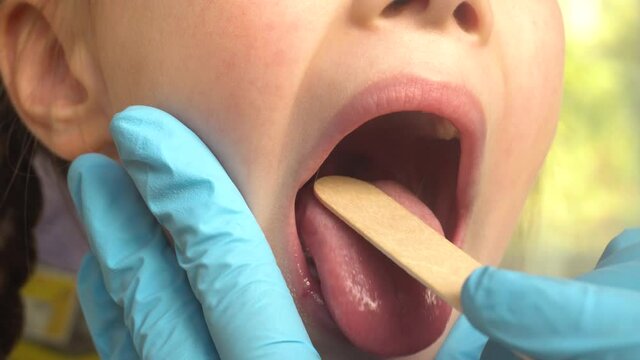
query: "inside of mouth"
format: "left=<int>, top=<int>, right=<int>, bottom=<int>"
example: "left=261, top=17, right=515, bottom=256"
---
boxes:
left=312, top=111, right=461, bottom=240
left=294, top=111, right=462, bottom=355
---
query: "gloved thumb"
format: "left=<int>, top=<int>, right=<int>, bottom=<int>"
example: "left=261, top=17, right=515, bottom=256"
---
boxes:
left=462, top=266, right=640, bottom=360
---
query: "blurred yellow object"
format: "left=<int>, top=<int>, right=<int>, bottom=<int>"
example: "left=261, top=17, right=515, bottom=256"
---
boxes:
left=9, top=342, right=98, bottom=360
left=20, top=266, right=78, bottom=346
left=10, top=266, right=98, bottom=358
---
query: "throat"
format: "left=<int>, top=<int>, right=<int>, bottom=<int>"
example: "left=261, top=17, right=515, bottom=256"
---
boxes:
left=315, top=112, right=461, bottom=238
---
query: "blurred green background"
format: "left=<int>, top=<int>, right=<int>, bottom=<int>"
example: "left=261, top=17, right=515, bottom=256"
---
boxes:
left=503, top=0, right=640, bottom=276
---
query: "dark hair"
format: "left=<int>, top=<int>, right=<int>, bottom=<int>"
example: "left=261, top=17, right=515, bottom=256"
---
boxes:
left=0, top=81, right=42, bottom=356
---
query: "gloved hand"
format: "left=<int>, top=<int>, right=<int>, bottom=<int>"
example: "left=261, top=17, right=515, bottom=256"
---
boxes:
left=68, top=106, right=319, bottom=359
left=437, top=229, right=640, bottom=360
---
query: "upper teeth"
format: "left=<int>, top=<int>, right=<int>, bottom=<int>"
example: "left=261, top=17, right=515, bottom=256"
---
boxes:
left=432, top=118, right=460, bottom=140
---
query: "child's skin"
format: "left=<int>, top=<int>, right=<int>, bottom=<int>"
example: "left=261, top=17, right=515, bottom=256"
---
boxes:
left=0, top=0, right=564, bottom=358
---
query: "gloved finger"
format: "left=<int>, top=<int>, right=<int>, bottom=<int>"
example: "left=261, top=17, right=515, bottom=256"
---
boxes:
left=463, top=267, right=640, bottom=360
left=77, top=254, right=138, bottom=360
left=595, top=228, right=640, bottom=269
left=436, top=315, right=489, bottom=360
left=68, top=154, right=218, bottom=359
left=578, top=262, right=640, bottom=293
left=111, top=106, right=318, bottom=360
left=480, top=341, right=519, bottom=360
left=577, top=229, right=640, bottom=294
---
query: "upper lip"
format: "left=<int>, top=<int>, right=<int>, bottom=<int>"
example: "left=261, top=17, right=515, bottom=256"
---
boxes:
left=295, top=74, right=487, bottom=245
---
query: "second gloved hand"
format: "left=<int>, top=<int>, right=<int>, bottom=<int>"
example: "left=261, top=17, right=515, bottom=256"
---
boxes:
left=437, top=229, right=640, bottom=360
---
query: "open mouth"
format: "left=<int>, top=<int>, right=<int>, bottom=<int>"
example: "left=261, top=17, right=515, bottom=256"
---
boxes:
left=319, top=111, right=460, bottom=238
left=295, top=112, right=460, bottom=357
left=288, top=76, right=485, bottom=358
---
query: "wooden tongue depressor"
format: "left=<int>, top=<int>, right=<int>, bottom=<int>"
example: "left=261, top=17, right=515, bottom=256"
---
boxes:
left=313, top=176, right=482, bottom=312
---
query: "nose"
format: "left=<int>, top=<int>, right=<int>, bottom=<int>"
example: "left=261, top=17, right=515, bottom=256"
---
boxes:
left=352, top=0, right=493, bottom=42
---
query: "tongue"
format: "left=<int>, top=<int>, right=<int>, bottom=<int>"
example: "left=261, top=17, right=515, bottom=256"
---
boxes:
left=296, top=180, right=451, bottom=357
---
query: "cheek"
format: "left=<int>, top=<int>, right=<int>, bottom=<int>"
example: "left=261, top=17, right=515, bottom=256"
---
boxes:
left=98, top=2, right=310, bottom=131
left=498, top=0, right=564, bottom=172
left=159, top=6, right=309, bottom=179
left=487, top=0, right=564, bottom=178
left=468, top=1, right=564, bottom=262
left=94, top=2, right=327, bottom=218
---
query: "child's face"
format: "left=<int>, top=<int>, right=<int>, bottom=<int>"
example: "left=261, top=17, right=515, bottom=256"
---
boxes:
left=84, top=1, right=563, bottom=358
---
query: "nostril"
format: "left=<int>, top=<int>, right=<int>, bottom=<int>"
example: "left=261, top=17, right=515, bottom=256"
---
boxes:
left=453, top=2, right=479, bottom=33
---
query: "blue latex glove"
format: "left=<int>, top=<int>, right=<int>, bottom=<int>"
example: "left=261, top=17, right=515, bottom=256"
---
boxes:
left=437, top=229, right=640, bottom=360
left=69, top=106, right=319, bottom=359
